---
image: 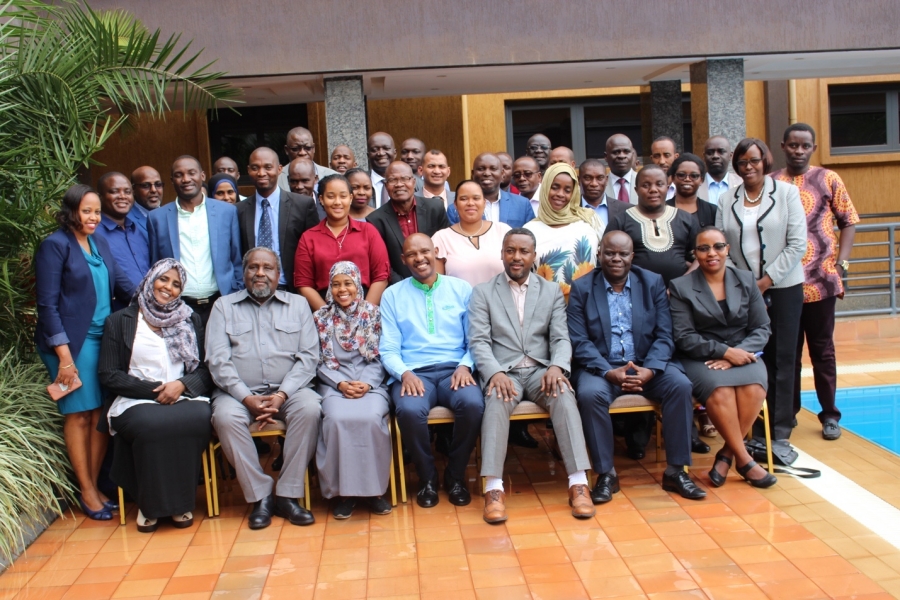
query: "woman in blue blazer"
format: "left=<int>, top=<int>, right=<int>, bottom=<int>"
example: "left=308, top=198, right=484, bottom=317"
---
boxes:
left=35, top=184, right=134, bottom=520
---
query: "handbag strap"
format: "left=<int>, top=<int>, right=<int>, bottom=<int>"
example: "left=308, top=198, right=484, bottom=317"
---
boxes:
left=770, top=465, right=821, bottom=479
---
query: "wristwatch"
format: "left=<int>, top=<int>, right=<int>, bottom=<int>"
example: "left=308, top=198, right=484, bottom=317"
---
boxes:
left=839, top=260, right=850, bottom=273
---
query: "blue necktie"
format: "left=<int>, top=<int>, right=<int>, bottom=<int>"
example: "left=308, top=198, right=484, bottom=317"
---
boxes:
left=258, top=198, right=273, bottom=249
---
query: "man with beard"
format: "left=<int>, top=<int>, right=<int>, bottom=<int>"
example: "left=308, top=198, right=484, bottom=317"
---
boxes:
left=130, top=166, right=164, bottom=234
left=698, top=136, right=741, bottom=207
left=604, top=134, right=638, bottom=204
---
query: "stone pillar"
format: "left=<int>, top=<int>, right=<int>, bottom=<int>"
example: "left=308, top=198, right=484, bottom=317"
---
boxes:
left=641, top=80, right=684, bottom=162
left=690, top=59, right=745, bottom=153
left=324, top=76, right=368, bottom=172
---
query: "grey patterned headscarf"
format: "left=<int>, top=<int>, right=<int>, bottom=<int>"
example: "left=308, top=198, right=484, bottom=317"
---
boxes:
left=135, top=258, right=199, bottom=373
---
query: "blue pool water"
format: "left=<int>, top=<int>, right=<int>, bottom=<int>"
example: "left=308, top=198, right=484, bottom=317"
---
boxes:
left=801, top=385, right=900, bottom=456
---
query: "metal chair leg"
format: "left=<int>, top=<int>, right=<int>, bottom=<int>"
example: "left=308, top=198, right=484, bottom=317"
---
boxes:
left=118, top=487, right=126, bottom=526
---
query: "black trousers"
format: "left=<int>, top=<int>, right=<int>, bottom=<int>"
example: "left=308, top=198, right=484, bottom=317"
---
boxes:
left=753, top=284, right=804, bottom=441
left=793, top=296, right=840, bottom=423
left=183, top=292, right=220, bottom=328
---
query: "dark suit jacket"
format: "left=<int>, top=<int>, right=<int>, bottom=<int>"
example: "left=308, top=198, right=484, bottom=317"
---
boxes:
left=447, top=190, right=534, bottom=228
left=147, top=198, right=243, bottom=296
left=128, top=205, right=148, bottom=237
left=34, top=229, right=134, bottom=358
left=366, top=196, right=450, bottom=284
left=566, top=265, right=678, bottom=375
left=606, top=198, right=629, bottom=223
left=236, top=189, right=320, bottom=292
left=668, top=266, right=770, bottom=361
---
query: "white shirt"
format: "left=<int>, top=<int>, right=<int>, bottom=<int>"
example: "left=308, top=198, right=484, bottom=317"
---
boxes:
left=254, top=188, right=286, bottom=285
left=422, top=187, right=448, bottom=209
left=176, top=197, right=219, bottom=298
left=371, top=170, right=386, bottom=208
left=666, top=182, right=676, bottom=201
left=741, top=203, right=762, bottom=275
left=484, top=195, right=501, bottom=222
left=528, top=183, right=542, bottom=217
left=612, top=170, right=637, bottom=202
left=107, top=312, right=208, bottom=434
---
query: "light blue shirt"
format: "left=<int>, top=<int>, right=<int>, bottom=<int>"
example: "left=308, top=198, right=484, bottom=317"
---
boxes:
left=705, top=173, right=730, bottom=207
left=254, top=188, right=285, bottom=285
left=581, top=197, right=609, bottom=227
left=379, top=275, right=474, bottom=380
left=603, top=274, right=635, bottom=367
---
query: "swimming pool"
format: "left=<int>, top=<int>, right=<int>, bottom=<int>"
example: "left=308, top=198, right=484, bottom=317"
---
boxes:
left=801, top=385, right=900, bottom=455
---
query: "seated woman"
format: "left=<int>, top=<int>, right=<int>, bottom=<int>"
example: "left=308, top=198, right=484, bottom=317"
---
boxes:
left=314, top=262, right=392, bottom=519
left=345, top=168, right=375, bottom=220
left=668, top=227, right=777, bottom=488
left=98, top=259, right=213, bottom=531
left=295, top=174, right=390, bottom=309
left=524, top=162, right=602, bottom=300
left=666, top=153, right=718, bottom=228
left=207, top=173, right=240, bottom=204
left=432, top=180, right=512, bottom=287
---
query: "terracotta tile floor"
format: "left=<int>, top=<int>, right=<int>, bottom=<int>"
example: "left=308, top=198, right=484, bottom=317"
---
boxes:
left=4, top=333, right=900, bottom=600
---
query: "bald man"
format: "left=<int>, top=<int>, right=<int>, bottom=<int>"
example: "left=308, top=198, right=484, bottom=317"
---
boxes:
left=277, top=127, right=337, bottom=193
left=512, top=156, right=543, bottom=216
left=379, top=233, right=483, bottom=508
left=237, top=148, right=320, bottom=293
left=549, top=146, right=577, bottom=168
left=496, top=152, right=517, bottom=194
left=214, top=157, right=248, bottom=201
left=130, top=165, right=163, bottom=235
left=286, top=158, right=326, bottom=221
left=604, top=134, right=639, bottom=204
left=526, top=133, right=552, bottom=172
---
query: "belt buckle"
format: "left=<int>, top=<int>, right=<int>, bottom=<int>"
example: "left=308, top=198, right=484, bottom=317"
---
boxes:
left=196, top=297, right=209, bottom=305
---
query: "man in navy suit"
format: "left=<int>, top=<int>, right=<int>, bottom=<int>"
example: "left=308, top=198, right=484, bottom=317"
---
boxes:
left=147, top=155, right=242, bottom=325
left=567, top=231, right=704, bottom=503
left=129, top=165, right=164, bottom=236
left=448, top=153, right=533, bottom=228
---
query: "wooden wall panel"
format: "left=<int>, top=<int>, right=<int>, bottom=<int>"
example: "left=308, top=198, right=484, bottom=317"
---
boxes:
left=745, top=81, right=767, bottom=142
left=307, top=101, right=329, bottom=160
left=89, top=110, right=211, bottom=204
left=366, top=96, right=465, bottom=187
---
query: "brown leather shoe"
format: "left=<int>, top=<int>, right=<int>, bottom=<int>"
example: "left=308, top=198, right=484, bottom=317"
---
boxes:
left=483, top=489, right=508, bottom=524
left=568, top=484, right=596, bottom=519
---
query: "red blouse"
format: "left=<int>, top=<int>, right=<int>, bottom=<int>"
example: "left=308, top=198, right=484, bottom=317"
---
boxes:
left=293, top=219, right=390, bottom=292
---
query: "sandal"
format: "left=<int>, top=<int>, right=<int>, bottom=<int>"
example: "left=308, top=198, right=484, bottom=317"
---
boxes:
left=708, top=450, right=732, bottom=488
left=136, top=509, right=159, bottom=533
left=171, top=512, right=193, bottom=529
left=697, top=411, right=718, bottom=438
left=737, top=460, right=778, bottom=489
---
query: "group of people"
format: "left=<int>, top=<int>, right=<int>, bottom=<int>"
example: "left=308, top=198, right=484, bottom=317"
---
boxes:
left=35, top=121, right=858, bottom=529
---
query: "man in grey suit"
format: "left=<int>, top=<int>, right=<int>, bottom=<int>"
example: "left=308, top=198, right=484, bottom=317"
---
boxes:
left=468, top=228, right=594, bottom=524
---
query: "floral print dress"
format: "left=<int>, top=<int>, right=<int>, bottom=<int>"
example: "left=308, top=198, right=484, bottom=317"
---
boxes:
left=523, top=220, right=600, bottom=301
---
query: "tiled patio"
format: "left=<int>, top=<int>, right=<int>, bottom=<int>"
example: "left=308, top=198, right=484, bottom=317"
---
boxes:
left=3, top=320, right=900, bottom=600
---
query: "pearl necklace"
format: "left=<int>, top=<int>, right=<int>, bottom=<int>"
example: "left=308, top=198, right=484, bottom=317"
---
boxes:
left=744, top=186, right=765, bottom=204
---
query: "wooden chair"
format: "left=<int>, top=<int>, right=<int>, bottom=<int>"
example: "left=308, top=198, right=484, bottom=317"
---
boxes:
left=118, top=449, right=212, bottom=526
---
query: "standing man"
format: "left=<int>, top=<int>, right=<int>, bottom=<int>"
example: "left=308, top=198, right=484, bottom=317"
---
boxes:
left=130, top=166, right=164, bottom=235
left=367, top=132, right=398, bottom=208
left=496, top=152, right=518, bottom=194
left=329, top=145, right=356, bottom=174
left=649, top=136, right=679, bottom=200
left=213, top=157, right=247, bottom=201
left=400, top=138, right=427, bottom=179
left=207, top=248, right=321, bottom=529
left=604, top=134, right=638, bottom=204
left=549, top=146, right=577, bottom=168
left=469, top=228, right=594, bottom=522
left=147, top=155, right=242, bottom=326
left=367, top=161, right=450, bottom=284
left=380, top=233, right=483, bottom=508
left=448, top=153, right=533, bottom=228
left=526, top=133, right=552, bottom=173
left=237, top=148, right=320, bottom=293
left=277, top=127, right=336, bottom=193
left=773, top=123, right=859, bottom=441
left=512, top=156, right=543, bottom=216
left=579, top=159, right=627, bottom=230
left=422, top=149, right=453, bottom=208
left=285, top=157, right=326, bottom=221
left=568, top=231, right=705, bottom=502
left=94, top=172, right=150, bottom=295
left=698, top=136, right=741, bottom=206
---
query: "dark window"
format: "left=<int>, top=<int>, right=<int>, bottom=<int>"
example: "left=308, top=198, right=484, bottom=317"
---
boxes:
left=828, top=84, right=899, bottom=154
left=208, top=104, right=308, bottom=185
left=511, top=107, right=571, bottom=160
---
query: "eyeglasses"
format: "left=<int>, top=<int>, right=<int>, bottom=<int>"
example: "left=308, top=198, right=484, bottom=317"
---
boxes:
left=527, top=145, right=550, bottom=152
left=694, top=242, right=728, bottom=253
left=735, top=157, right=764, bottom=169
left=674, top=172, right=702, bottom=181
left=386, top=176, right=415, bottom=185
left=135, top=182, right=164, bottom=190
left=287, top=145, right=314, bottom=153
left=512, top=170, right=539, bottom=179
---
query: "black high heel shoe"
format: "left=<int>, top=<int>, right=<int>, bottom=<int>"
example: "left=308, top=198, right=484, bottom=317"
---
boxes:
left=708, top=451, right=732, bottom=487
left=737, top=460, right=777, bottom=488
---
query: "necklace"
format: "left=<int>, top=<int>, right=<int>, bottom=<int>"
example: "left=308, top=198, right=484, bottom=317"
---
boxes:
left=744, top=186, right=765, bottom=204
left=456, top=221, right=486, bottom=239
left=328, top=222, right=351, bottom=250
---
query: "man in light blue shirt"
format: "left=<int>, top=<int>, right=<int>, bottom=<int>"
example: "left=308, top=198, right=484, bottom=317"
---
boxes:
left=380, top=233, right=484, bottom=509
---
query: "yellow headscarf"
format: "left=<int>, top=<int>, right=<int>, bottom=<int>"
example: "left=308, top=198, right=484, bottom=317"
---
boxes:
left=536, top=163, right=603, bottom=232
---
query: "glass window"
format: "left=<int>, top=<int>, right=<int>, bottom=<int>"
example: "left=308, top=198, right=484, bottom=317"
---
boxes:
left=828, top=84, right=899, bottom=154
left=584, top=99, right=643, bottom=158
left=510, top=107, right=572, bottom=159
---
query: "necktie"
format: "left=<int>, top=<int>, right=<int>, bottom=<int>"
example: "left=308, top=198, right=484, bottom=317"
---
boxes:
left=258, top=198, right=273, bottom=249
left=617, top=177, right=630, bottom=203
left=380, top=180, right=390, bottom=207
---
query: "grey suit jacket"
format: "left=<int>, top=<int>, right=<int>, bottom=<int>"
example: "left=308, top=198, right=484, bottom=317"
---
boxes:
left=716, top=175, right=807, bottom=289
left=467, top=272, right=572, bottom=385
left=698, top=172, right=742, bottom=206
left=604, top=169, right=638, bottom=204
left=668, top=267, right=771, bottom=361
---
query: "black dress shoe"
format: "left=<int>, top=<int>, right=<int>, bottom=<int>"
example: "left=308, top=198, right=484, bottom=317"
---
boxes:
left=508, top=422, right=539, bottom=449
left=626, top=447, right=645, bottom=460
left=662, top=471, right=707, bottom=500
left=691, top=439, right=711, bottom=454
left=275, top=495, right=315, bottom=526
left=417, top=480, right=439, bottom=508
left=444, top=469, right=471, bottom=506
left=248, top=494, right=275, bottom=529
left=590, top=473, right=620, bottom=504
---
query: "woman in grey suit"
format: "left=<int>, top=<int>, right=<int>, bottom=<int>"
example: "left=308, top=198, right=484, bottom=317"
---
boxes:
left=669, top=227, right=776, bottom=488
left=715, top=138, right=806, bottom=451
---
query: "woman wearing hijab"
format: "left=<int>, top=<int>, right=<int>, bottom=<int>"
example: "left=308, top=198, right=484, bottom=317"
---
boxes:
left=208, top=172, right=240, bottom=204
left=523, top=162, right=602, bottom=300
left=313, top=262, right=393, bottom=520
left=98, top=258, right=212, bottom=532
